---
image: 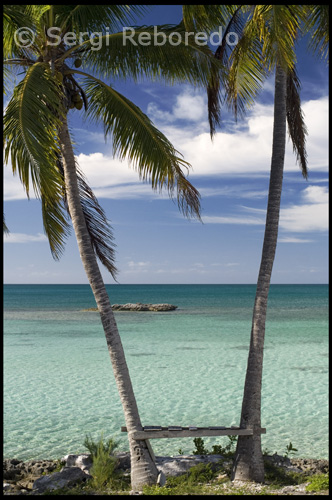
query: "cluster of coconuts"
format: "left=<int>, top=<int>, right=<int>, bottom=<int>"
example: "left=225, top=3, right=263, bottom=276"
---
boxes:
left=63, top=58, right=84, bottom=110
left=68, top=89, right=83, bottom=110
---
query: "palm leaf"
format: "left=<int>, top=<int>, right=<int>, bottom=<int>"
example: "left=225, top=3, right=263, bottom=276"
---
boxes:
left=182, top=4, right=235, bottom=32
left=78, top=74, right=200, bottom=219
left=3, top=61, right=70, bottom=258
left=53, top=5, right=148, bottom=34
left=57, top=159, right=118, bottom=280
left=251, top=5, right=304, bottom=71
left=3, top=215, right=9, bottom=235
left=205, top=5, right=245, bottom=135
left=3, top=5, right=34, bottom=59
left=40, top=191, right=71, bottom=259
left=303, top=5, right=329, bottom=61
left=59, top=24, right=222, bottom=88
left=226, top=21, right=267, bottom=120
left=4, top=62, right=63, bottom=196
left=3, top=5, right=49, bottom=61
left=286, top=67, right=308, bottom=179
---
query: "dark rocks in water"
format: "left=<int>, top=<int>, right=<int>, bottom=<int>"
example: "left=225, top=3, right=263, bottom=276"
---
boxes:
left=112, top=303, right=177, bottom=312
left=82, top=303, right=178, bottom=312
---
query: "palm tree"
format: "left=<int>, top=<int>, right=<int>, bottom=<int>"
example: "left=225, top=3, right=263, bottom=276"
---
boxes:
left=3, top=5, right=220, bottom=490
left=183, top=4, right=328, bottom=482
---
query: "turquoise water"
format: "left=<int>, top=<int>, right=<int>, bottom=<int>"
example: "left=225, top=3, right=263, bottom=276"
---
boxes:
left=3, top=284, right=328, bottom=460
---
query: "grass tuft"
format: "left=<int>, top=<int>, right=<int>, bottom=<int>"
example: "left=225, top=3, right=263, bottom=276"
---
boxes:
left=306, top=473, right=329, bottom=492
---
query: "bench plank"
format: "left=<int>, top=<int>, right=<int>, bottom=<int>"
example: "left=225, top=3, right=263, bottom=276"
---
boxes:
left=121, top=426, right=266, bottom=440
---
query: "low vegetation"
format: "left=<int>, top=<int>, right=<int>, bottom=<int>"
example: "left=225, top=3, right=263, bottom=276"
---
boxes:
left=306, top=473, right=329, bottom=492
left=18, top=436, right=328, bottom=495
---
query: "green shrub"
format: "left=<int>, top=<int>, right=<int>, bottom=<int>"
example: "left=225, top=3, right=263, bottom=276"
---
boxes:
left=83, top=433, right=118, bottom=457
left=306, top=473, right=329, bottom=492
left=192, top=437, right=210, bottom=455
left=83, top=433, right=127, bottom=492
left=192, top=435, right=237, bottom=458
left=284, top=441, right=298, bottom=458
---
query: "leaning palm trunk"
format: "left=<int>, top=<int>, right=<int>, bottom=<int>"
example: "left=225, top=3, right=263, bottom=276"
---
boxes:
left=58, top=117, right=158, bottom=491
left=231, top=64, right=287, bottom=483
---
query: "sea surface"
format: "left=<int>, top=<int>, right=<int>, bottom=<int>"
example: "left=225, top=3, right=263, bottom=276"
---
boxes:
left=3, top=284, right=328, bottom=461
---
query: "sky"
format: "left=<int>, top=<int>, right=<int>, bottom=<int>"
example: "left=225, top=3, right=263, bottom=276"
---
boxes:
left=3, top=5, right=329, bottom=284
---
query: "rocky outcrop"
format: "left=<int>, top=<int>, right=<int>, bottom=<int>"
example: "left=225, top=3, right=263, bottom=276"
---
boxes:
left=33, top=466, right=91, bottom=493
left=63, top=453, right=92, bottom=474
left=112, top=303, right=177, bottom=312
left=156, top=454, right=223, bottom=477
left=3, top=458, right=62, bottom=494
left=3, top=453, right=329, bottom=495
left=289, top=458, right=329, bottom=476
left=82, top=303, right=178, bottom=312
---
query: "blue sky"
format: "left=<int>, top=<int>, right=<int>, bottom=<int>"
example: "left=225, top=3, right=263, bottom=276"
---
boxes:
left=4, top=5, right=328, bottom=284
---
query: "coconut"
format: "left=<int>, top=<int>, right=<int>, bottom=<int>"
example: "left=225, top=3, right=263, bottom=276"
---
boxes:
left=72, top=93, right=81, bottom=103
left=75, top=100, right=83, bottom=110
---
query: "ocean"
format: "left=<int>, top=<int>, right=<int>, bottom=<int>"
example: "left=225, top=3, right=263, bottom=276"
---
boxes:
left=3, top=284, right=328, bottom=461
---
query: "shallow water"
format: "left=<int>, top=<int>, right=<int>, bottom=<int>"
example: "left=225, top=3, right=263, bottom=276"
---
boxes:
left=3, top=284, right=328, bottom=460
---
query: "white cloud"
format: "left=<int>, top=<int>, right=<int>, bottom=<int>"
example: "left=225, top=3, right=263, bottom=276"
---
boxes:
left=199, top=186, right=268, bottom=199
left=4, top=96, right=328, bottom=205
left=202, top=215, right=265, bottom=225
left=175, top=97, right=327, bottom=176
left=202, top=185, right=328, bottom=234
left=280, top=201, right=328, bottom=233
left=123, top=260, right=151, bottom=274
left=278, top=237, right=313, bottom=243
left=279, top=185, right=328, bottom=233
left=72, top=128, right=106, bottom=145
left=147, top=89, right=206, bottom=123
left=4, top=233, right=48, bottom=243
left=128, top=260, right=150, bottom=268
left=301, top=185, right=328, bottom=204
left=3, top=161, right=33, bottom=201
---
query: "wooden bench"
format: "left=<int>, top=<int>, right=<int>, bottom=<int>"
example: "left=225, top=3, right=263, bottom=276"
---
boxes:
left=121, top=425, right=266, bottom=440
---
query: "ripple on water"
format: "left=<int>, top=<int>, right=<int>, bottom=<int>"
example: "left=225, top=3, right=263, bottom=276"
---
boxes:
left=3, top=285, right=328, bottom=461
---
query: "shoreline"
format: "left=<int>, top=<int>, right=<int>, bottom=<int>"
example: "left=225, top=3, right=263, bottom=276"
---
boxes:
left=3, top=452, right=329, bottom=495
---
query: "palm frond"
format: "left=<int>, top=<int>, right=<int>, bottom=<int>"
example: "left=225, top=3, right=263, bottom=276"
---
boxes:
left=41, top=191, right=71, bottom=259
left=252, top=5, right=304, bottom=71
left=3, top=65, right=12, bottom=95
left=286, top=68, right=308, bottom=179
left=3, top=215, right=9, bottom=235
left=4, top=62, right=64, bottom=196
left=53, top=5, right=147, bottom=35
left=76, top=171, right=117, bottom=280
left=182, top=5, right=237, bottom=32
left=3, top=4, right=34, bottom=60
left=205, top=6, right=245, bottom=136
left=80, top=74, right=201, bottom=219
left=226, top=21, right=267, bottom=120
left=303, top=5, right=329, bottom=62
left=3, top=61, right=70, bottom=258
left=60, top=24, right=222, bottom=88
left=57, top=159, right=118, bottom=279
left=3, top=4, right=50, bottom=62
